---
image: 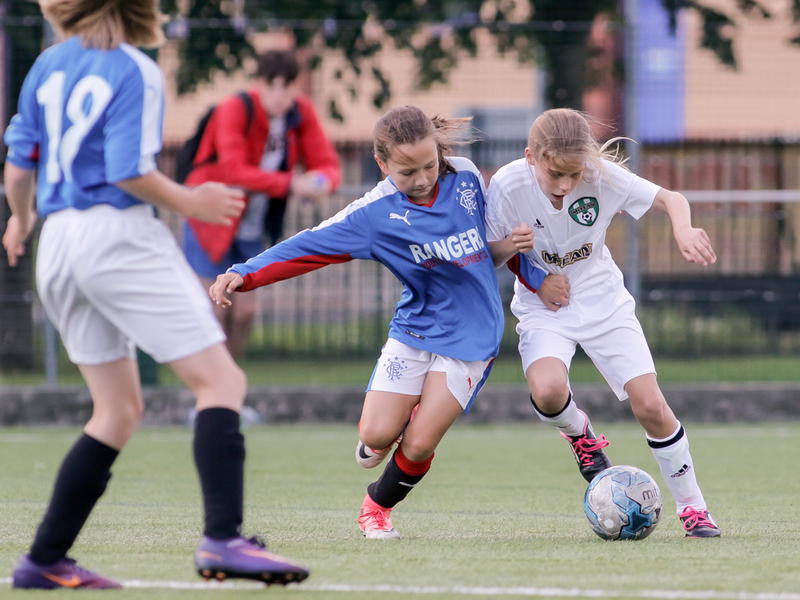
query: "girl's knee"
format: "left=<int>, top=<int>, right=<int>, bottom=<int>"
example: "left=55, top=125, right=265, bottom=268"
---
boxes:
left=359, top=422, right=401, bottom=452
left=529, top=381, right=569, bottom=412
left=88, top=395, right=142, bottom=445
left=194, top=361, right=247, bottom=409
left=398, top=435, right=437, bottom=462
left=630, top=393, right=673, bottom=428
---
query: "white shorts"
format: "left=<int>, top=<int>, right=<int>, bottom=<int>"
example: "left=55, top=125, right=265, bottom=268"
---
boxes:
left=366, top=338, right=494, bottom=413
left=36, top=204, right=225, bottom=365
left=516, top=280, right=656, bottom=401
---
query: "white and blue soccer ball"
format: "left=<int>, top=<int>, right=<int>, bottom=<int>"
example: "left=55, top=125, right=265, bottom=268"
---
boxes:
left=584, top=465, right=663, bottom=541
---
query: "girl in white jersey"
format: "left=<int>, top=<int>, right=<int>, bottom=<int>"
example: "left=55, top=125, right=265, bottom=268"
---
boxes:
left=3, top=0, right=308, bottom=588
left=210, top=106, right=504, bottom=540
left=486, top=108, right=721, bottom=538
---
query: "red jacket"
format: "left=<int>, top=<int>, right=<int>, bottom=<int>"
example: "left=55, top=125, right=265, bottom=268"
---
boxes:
left=185, top=89, right=341, bottom=263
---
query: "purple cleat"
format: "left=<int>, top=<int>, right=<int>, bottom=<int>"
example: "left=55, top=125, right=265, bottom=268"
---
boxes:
left=194, top=535, right=309, bottom=585
left=12, top=554, right=122, bottom=589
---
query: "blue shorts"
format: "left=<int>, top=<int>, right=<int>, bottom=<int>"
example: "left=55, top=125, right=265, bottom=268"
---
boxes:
left=182, top=221, right=264, bottom=280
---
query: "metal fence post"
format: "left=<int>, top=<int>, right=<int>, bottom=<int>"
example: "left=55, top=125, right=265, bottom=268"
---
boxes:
left=624, top=0, right=642, bottom=307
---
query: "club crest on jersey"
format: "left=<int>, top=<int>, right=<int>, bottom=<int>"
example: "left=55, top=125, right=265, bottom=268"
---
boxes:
left=385, top=356, right=408, bottom=381
left=458, top=181, right=478, bottom=216
left=568, top=196, right=599, bottom=226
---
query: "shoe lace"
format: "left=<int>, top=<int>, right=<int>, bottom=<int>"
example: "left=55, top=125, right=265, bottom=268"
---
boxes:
left=570, top=435, right=609, bottom=466
left=363, top=506, right=393, bottom=531
left=57, top=558, right=95, bottom=580
left=681, top=507, right=714, bottom=531
left=246, top=535, right=268, bottom=549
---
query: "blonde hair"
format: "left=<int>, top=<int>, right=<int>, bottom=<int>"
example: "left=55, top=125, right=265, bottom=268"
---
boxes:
left=373, top=105, right=472, bottom=178
left=527, top=108, right=627, bottom=181
left=40, top=0, right=165, bottom=51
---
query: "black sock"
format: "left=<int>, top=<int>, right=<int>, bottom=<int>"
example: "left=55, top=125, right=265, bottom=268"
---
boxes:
left=193, top=408, right=244, bottom=539
left=367, top=453, right=428, bottom=509
left=29, top=434, right=118, bottom=565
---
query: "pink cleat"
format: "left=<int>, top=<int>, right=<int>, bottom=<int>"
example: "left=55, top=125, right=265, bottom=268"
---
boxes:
left=560, top=410, right=612, bottom=482
left=680, top=506, right=721, bottom=538
left=358, top=495, right=400, bottom=540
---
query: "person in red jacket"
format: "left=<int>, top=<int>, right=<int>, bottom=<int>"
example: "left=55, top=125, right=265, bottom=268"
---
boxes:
left=182, top=49, right=341, bottom=359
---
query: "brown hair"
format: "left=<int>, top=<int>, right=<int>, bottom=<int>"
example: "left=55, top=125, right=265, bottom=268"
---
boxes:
left=257, top=50, right=300, bottom=83
left=527, top=108, right=627, bottom=181
left=40, top=0, right=165, bottom=51
left=373, top=105, right=471, bottom=178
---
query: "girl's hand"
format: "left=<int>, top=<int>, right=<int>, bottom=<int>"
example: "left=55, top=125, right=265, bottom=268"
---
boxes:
left=537, top=273, right=570, bottom=311
left=3, top=211, right=37, bottom=267
left=674, top=225, right=716, bottom=266
left=291, top=172, right=331, bottom=200
left=188, top=182, right=246, bottom=226
left=489, top=223, right=535, bottom=268
left=510, top=223, right=534, bottom=253
left=209, top=272, right=245, bottom=306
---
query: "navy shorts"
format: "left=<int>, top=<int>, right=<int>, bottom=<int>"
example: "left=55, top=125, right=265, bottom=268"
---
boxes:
left=182, top=221, right=264, bottom=280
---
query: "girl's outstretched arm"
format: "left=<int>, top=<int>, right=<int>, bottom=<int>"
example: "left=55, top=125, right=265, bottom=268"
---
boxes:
left=652, top=188, right=717, bottom=266
left=115, top=170, right=245, bottom=225
left=209, top=272, right=245, bottom=307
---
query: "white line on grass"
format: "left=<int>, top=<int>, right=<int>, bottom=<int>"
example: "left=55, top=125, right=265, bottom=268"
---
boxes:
left=3, top=578, right=799, bottom=598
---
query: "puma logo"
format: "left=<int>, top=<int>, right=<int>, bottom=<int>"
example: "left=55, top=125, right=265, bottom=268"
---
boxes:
left=390, top=210, right=411, bottom=226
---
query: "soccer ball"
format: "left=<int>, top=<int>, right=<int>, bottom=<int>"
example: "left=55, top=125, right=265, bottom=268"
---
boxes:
left=583, top=465, right=662, bottom=541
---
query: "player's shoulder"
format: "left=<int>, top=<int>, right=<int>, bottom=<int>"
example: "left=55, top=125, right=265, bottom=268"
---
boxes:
left=25, top=37, right=77, bottom=78
left=598, top=158, right=632, bottom=178
left=588, top=158, right=637, bottom=194
left=116, top=43, right=163, bottom=88
left=313, top=178, right=398, bottom=231
left=488, top=158, right=530, bottom=193
left=359, top=178, right=406, bottom=214
left=446, top=156, right=480, bottom=177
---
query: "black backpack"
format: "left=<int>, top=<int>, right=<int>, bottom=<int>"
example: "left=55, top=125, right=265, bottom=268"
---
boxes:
left=174, top=91, right=255, bottom=184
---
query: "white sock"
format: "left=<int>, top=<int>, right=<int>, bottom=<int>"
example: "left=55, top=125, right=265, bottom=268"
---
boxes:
left=647, top=422, right=707, bottom=515
left=532, top=394, right=587, bottom=437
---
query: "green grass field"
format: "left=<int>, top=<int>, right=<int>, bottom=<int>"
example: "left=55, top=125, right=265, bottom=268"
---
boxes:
left=3, top=354, right=800, bottom=386
left=1, top=423, right=798, bottom=599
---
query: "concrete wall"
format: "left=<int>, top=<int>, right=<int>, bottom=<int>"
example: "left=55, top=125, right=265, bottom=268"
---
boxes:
left=1, top=383, right=799, bottom=427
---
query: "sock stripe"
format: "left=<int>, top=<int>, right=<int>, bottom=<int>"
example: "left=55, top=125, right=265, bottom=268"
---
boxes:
left=530, top=393, right=572, bottom=418
left=647, top=425, right=685, bottom=449
left=394, top=444, right=433, bottom=476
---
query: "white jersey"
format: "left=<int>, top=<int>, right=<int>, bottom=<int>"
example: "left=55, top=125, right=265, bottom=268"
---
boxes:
left=486, top=158, right=660, bottom=313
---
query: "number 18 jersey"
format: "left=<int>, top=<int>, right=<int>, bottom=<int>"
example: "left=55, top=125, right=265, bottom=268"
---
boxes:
left=4, top=36, right=164, bottom=217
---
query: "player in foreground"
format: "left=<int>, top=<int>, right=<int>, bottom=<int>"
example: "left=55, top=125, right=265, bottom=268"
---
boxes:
left=3, top=0, right=308, bottom=588
left=211, top=105, right=504, bottom=540
left=486, top=108, right=721, bottom=538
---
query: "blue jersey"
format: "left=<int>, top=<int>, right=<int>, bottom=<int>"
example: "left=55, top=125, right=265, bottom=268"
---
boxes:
left=4, top=36, right=164, bottom=217
left=231, top=157, right=504, bottom=361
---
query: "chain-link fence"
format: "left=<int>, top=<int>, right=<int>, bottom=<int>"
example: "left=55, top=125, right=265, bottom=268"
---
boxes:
left=2, top=7, right=800, bottom=372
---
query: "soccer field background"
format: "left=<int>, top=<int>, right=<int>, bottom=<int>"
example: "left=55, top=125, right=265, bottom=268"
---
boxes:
left=1, top=423, right=798, bottom=599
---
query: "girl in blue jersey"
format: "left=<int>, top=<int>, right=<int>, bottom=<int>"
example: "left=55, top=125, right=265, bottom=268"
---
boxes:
left=210, top=105, right=505, bottom=539
left=3, top=0, right=308, bottom=588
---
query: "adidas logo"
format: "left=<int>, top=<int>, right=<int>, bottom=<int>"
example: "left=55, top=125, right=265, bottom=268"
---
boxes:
left=533, top=219, right=544, bottom=229
left=671, top=463, right=692, bottom=478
